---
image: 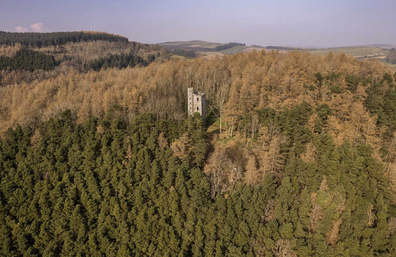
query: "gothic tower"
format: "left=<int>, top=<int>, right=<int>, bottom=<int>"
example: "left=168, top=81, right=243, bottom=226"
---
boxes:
left=187, top=87, right=206, bottom=126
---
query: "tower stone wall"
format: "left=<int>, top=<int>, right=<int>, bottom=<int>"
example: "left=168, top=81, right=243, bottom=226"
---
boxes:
left=187, top=87, right=206, bottom=126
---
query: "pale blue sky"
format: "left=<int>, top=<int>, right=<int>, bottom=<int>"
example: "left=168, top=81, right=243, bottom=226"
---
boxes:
left=1, top=0, right=395, bottom=47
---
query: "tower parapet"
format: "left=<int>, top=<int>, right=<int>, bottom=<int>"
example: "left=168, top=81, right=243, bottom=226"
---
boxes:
left=187, top=87, right=206, bottom=126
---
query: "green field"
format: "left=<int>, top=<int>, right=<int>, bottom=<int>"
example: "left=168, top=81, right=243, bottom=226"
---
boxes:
left=308, top=46, right=390, bottom=58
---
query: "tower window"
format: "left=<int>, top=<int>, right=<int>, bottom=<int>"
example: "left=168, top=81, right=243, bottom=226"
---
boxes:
left=197, top=98, right=199, bottom=101
left=197, top=107, right=199, bottom=111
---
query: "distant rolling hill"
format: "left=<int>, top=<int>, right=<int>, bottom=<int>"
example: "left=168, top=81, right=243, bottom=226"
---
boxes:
left=306, top=45, right=396, bottom=71
left=307, top=46, right=391, bottom=60
left=158, top=41, right=326, bottom=56
left=158, top=40, right=222, bottom=49
left=265, top=45, right=395, bottom=70
left=367, top=44, right=395, bottom=49
left=157, top=40, right=265, bottom=58
left=158, top=40, right=391, bottom=59
left=157, top=40, right=396, bottom=71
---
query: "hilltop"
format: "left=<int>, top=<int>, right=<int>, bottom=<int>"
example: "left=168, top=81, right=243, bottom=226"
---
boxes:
left=158, top=40, right=222, bottom=49
left=157, top=40, right=253, bottom=58
left=0, top=31, right=129, bottom=47
left=0, top=31, right=163, bottom=86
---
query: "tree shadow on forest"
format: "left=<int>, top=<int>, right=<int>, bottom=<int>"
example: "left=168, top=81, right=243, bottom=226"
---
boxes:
left=206, top=115, right=220, bottom=135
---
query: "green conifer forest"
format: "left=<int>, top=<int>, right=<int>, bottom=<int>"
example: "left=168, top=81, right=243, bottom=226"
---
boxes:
left=1, top=108, right=396, bottom=256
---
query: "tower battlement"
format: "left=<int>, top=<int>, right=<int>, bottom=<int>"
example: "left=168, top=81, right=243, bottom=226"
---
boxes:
left=188, top=88, right=206, bottom=126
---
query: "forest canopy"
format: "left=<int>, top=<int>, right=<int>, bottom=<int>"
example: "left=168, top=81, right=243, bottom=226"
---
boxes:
left=1, top=110, right=396, bottom=256
left=2, top=46, right=396, bottom=255
left=0, top=40, right=162, bottom=85
left=0, top=49, right=56, bottom=72
left=0, top=31, right=129, bottom=48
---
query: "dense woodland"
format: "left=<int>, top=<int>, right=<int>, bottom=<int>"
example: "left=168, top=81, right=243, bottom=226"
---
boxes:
left=0, top=49, right=56, bottom=72
left=0, top=39, right=162, bottom=85
left=3, top=37, right=396, bottom=255
left=0, top=31, right=128, bottom=48
left=168, top=49, right=198, bottom=58
left=0, top=109, right=395, bottom=256
left=212, top=43, right=246, bottom=52
left=84, top=51, right=154, bottom=71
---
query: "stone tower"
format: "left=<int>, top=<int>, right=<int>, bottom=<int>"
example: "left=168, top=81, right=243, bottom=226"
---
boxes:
left=188, top=88, right=206, bottom=126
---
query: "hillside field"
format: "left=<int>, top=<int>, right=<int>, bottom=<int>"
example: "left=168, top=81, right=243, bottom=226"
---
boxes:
left=308, top=46, right=390, bottom=59
left=158, top=40, right=221, bottom=49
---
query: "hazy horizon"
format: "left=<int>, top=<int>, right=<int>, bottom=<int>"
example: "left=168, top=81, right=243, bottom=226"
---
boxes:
left=1, top=0, right=396, bottom=47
